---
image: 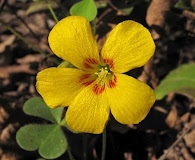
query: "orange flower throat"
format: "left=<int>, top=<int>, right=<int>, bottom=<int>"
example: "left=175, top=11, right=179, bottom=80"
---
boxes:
left=80, top=58, right=117, bottom=94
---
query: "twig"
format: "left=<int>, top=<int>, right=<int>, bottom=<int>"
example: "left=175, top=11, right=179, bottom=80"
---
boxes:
left=107, top=0, right=126, bottom=15
left=158, top=127, right=191, bottom=160
left=0, top=64, right=37, bottom=78
left=6, top=3, right=40, bottom=41
left=0, top=20, right=45, bottom=54
left=0, top=0, right=6, bottom=14
left=138, top=57, right=154, bottom=83
left=182, top=10, right=195, bottom=20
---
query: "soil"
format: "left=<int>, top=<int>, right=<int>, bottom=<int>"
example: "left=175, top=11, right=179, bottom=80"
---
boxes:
left=0, top=0, right=195, bottom=160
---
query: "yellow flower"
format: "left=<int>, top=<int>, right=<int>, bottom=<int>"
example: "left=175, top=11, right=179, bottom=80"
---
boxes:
left=36, top=16, right=156, bottom=134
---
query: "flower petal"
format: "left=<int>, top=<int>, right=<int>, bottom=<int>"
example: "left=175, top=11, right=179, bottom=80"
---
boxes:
left=107, top=73, right=155, bottom=124
left=66, top=83, right=110, bottom=134
left=48, top=16, right=100, bottom=70
left=36, top=68, right=85, bottom=108
left=101, top=20, right=155, bottom=73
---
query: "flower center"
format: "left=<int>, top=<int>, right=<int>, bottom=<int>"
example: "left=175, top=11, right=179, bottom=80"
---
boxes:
left=80, top=60, right=117, bottom=95
left=95, top=64, right=112, bottom=85
left=91, top=64, right=116, bottom=95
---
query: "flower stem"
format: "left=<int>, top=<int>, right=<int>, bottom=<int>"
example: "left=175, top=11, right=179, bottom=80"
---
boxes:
left=67, top=146, right=75, bottom=160
left=46, top=0, right=59, bottom=23
left=83, top=134, right=88, bottom=160
left=91, top=19, right=96, bottom=35
left=101, top=128, right=107, bottom=160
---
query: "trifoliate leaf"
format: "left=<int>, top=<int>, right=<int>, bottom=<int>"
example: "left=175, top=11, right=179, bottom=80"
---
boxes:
left=23, top=97, right=63, bottom=124
left=155, top=63, right=195, bottom=100
left=70, top=0, right=97, bottom=21
left=16, top=124, right=67, bottom=159
left=16, top=124, right=49, bottom=151
left=38, top=125, right=67, bottom=159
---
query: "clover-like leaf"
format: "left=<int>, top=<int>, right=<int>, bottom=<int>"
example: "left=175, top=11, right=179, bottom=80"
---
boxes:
left=70, top=0, right=97, bottom=21
left=155, top=63, right=195, bottom=100
left=23, top=97, right=63, bottom=123
left=16, top=124, right=67, bottom=159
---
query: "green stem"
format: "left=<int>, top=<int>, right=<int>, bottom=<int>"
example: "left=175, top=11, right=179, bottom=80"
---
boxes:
left=101, top=128, right=107, bottom=160
left=83, top=134, right=88, bottom=160
left=67, top=146, right=75, bottom=160
left=91, top=19, right=96, bottom=35
left=7, top=24, right=29, bottom=44
left=46, top=0, right=59, bottom=23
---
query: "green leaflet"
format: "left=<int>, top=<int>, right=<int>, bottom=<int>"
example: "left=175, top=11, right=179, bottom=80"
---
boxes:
left=70, top=0, right=97, bottom=21
left=23, top=97, right=63, bottom=124
left=17, top=97, right=67, bottom=159
left=155, top=63, right=195, bottom=100
left=16, top=124, right=67, bottom=159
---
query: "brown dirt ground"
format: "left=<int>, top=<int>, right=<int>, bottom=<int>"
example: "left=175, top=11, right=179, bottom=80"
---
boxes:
left=0, top=0, right=195, bottom=160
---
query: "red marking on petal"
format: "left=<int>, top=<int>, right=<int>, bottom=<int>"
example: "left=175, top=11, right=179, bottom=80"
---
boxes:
left=84, top=58, right=98, bottom=69
left=109, top=75, right=117, bottom=88
left=80, top=74, right=95, bottom=86
left=84, top=63, right=93, bottom=69
left=86, top=58, right=98, bottom=64
left=93, top=83, right=105, bottom=95
left=80, top=74, right=91, bottom=81
left=82, top=80, right=94, bottom=86
left=103, top=58, right=114, bottom=69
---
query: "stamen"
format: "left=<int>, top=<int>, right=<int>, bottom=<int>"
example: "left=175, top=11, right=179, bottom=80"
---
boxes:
left=81, top=59, right=117, bottom=94
left=97, top=68, right=109, bottom=85
left=92, top=64, right=113, bottom=94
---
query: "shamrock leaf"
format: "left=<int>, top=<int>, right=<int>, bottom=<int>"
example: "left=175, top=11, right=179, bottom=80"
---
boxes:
left=16, top=124, right=67, bottom=159
left=16, top=97, right=67, bottom=159
left=70, top=0, right=97, bottom=21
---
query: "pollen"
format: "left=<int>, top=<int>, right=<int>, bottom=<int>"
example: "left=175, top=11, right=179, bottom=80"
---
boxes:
left=92, top=64, right=116, bottom=94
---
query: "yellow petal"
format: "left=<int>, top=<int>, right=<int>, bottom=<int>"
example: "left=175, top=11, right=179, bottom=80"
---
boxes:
left=48, top=16, right=100, bottom=70
left=107, top=73, right=155, bottom=124
left=66, top=83, right=110, bottom=134
left=36, top=68, right=85, bottom=108
left=101, top=20, right=155, bottom=73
